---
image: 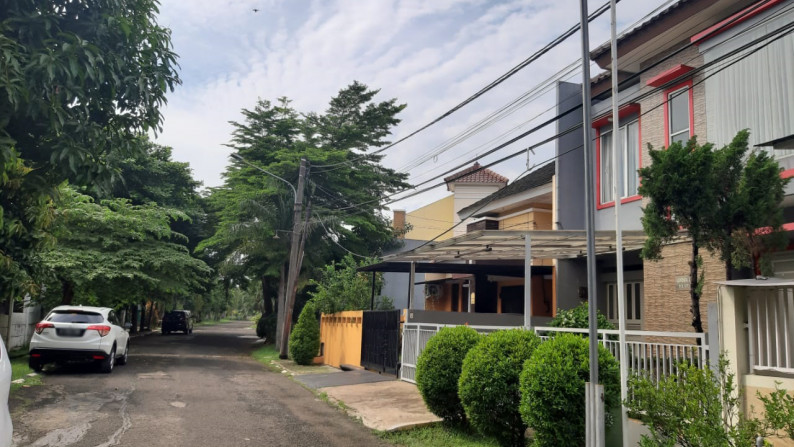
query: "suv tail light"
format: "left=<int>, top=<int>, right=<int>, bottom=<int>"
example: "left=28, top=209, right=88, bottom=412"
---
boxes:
left=86, top=325, right=111, bottom=337
left=35, top=322, right=55, bottom=334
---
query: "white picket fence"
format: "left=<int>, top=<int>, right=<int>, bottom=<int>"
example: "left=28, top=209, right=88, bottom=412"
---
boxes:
left=400, top=323, right=710, bottom=384
left=747, top=287, right=794, bottom=375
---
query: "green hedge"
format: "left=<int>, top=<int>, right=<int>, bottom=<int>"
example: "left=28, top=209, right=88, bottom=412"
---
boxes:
left=416, top=326, right=482, bottom=424
left=256, top=313, right=277, bottom=341
left=519, top=333, right=620, bottom=447
left=548, top=302, right=614, bottom=330
left=458, top=329, right=541, bottom=446
left=288, top=302, right=320, bottom=365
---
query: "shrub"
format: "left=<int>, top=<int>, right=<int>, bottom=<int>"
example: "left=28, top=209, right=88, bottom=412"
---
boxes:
left=416, top=326, right=482, bottom=424
left=458, top=329, right=541, bottom=446
left=256, top=313, right=277, bottom=341
left=519, top=333, right=620, bottom=447
left=626, top=356, right=794, bottom=447
left=549, top=302, right=614, bottom=330
left=288, top=302, right=320, bottom=365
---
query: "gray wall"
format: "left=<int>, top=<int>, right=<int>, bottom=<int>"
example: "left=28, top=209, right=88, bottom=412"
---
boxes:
left=379, top=239, right=426, bottom=310
left=555, top=81, right=586, bottom=231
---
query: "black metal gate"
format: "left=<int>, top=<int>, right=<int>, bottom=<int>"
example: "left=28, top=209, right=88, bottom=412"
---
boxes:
left=360, top=310, right=400, bottom=375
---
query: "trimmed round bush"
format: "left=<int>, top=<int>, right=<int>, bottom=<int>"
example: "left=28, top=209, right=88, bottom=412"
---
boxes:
left=519, top=333, right=620, bottom=447
left=458, top=329, right=541, bottom=446
left=288, top=303, right=320, bottom=365
left=415, top=326, right=482, bottom=424
left=256, top=313, right=277, bottom=341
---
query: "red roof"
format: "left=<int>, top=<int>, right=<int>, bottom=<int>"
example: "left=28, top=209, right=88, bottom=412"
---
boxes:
left=443, top=162, right=509, bottom=185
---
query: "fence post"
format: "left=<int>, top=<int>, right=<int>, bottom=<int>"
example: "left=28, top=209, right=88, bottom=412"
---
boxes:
left=707, top=301, right=720, bottom=375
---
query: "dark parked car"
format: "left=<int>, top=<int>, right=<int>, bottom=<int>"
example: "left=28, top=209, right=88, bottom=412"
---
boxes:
left=162, top=310, right=193, bottom=335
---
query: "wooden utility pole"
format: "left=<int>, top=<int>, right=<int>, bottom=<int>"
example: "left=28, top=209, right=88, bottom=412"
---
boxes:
left=279, top=158, right=308, bottom=359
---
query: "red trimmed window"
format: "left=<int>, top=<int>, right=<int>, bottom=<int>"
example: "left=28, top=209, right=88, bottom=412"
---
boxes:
left=596, top=118, right=641, bottom=207
left=664, top=80, right=694, bottom=146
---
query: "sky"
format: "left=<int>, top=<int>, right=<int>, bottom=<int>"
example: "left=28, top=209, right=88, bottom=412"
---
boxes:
left=154, top=0, right=671, bottom=213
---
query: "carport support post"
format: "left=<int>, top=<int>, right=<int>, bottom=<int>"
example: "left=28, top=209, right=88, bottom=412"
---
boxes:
left=370, top=271, right=377, bottom=310
left=408, top=261, right=416, bottom=309
left=524, top=233, right=532, bottom=329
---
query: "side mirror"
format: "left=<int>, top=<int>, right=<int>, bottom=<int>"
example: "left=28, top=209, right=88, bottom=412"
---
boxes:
left=124, top=322, right=132, bottom=330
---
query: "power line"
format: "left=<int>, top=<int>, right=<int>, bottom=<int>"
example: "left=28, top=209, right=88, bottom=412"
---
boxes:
left=327, top=17, right=794, bottom=219
left=312, top=0, right=622, bottom=171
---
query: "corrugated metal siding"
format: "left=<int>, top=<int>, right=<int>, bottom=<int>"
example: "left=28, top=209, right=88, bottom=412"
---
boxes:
left=703, top=6, right=793, bottom=157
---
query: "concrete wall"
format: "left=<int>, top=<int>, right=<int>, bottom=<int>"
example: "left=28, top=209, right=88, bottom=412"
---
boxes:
left=0, top=296, right=41, bottom=351
left=452, top=184, right=504, bottom=236
left=319, top=311, right=363, bottom=368
left=404, top=195, right=454, bottom=241
left=555, top=81, right=586, bottom=232
left=718, top=285, right=794, bottom=447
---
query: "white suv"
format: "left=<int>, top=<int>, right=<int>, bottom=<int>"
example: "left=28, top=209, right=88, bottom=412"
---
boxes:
left=29, top=306, right=130, bottom=374
left=1, top=335, right=12, bottom=447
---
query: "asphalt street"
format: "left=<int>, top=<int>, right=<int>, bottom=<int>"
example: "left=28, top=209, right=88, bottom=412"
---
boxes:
left=9, top=320, right=391, bottom=447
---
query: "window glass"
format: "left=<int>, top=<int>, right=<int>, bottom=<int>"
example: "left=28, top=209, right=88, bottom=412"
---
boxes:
left=634, top=283, right=642, bottom=320
left=48, top=311, right=104, bottom=324
left=607, top=281, right=643, bottom=324
left=669, top=87, right=690, bottom=145
left=625, top=121, right=640, bottom=197
left=599, top=119, right=640, bottom=203
left=600, top=131, right=614, bottom=204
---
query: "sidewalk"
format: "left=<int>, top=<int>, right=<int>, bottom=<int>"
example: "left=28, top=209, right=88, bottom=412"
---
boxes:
left=271, top=359, right=440, bottom=432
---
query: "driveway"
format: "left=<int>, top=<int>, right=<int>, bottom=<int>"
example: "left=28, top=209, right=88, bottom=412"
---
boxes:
left=9, top=320, right=392, bottom=447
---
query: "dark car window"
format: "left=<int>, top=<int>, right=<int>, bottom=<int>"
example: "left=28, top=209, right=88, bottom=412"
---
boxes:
left=108, top=311, right=119, bottom=326
left=47, top=311, right=104, bottom=324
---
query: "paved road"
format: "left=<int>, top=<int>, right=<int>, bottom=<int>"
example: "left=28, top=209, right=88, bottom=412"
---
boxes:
left=10, top=321, right=391, bottom=447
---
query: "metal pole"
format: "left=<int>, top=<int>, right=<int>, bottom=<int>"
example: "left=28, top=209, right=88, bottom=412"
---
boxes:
left=524, top=234, right=533, bottom=329
left=279, top=158, right=307, bottom=359
left=609, top=0, right=630, bottom=444
left=370, top=271, right=377, bottom=310
left=579, top=0, right=603, bottom=444
left=408, top=261, right=416, bottom=309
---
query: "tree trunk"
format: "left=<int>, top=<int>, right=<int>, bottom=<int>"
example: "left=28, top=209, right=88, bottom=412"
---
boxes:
left=139, top=301, right=146, bottom=332
left=262, top=276, right=273, bottom=316
left=147, top=301, right=156, bottom=330
left=61, top=279, right=74, bottom=305
left=690, top=241, right=704, bottom=333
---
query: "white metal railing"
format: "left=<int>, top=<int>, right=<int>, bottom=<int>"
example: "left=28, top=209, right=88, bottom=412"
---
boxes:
left=747, top=287, right=794, bottom=375
left=400, top=323, right=509, bottom=383
left=400, top=323, right=709, bottom=383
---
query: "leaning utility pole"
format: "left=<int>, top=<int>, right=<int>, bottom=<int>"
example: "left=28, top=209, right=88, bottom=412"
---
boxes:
left=279, top=158, right=309, bottom=359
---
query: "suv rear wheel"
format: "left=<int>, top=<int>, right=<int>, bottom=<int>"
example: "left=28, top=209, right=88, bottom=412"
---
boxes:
left=29, top=358, right=43, bottom=372
left=117, top=342, right=129, bottom=366
left=100, top=346, right=115, bottom=373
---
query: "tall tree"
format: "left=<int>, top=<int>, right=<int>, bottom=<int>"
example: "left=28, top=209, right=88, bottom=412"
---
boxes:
left=0, top=0, right=180, bottom=298
left=639, top=130, right=788, bottom=333
left=202, top=82, right=409, bottom=344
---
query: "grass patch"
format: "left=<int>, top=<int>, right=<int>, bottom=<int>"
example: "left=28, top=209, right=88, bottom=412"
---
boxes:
left=251, top=344, right=282, bottom=372
left=380, top=424, right=503, bottom=447
left=9, top=354, right=42, bottom=393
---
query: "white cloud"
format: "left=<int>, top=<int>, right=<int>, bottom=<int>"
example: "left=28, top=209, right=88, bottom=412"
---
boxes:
left=155, top=0, right=669, bottom=212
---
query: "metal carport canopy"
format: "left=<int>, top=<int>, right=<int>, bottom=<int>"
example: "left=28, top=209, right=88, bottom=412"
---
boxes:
left=382, top=229, right=649, bottom=262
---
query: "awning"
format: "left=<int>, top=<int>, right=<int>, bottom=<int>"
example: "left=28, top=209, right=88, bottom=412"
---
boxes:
left=382, top=230, right=649, bottom=262
left=358, top=261, right=552, bottom=276
left=716, top=277, right=794, bottom=287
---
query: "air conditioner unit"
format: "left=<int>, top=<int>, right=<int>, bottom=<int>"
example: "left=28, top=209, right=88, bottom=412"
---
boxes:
left=425, top=284, right=441, bottom=298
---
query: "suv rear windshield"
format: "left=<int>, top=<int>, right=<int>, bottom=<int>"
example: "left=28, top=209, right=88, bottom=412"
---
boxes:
left=48, top=311, right=104, bottom=324
left=164, top=311, right=187, bottom=320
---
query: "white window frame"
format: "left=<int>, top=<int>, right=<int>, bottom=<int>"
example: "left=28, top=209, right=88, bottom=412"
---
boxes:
left=667, top=86, right=691, bottom=145
left=606, top=281, right=643, bottom=325
left=599, top=119, right=640, bottom=204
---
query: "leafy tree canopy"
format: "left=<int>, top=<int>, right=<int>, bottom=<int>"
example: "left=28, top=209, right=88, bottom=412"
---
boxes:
left=38, top=186, right=211, bottom=308
left=639, top=130, right=788, bottom=332
left=308, top=254, right=391, bottom=314
left=0, top=0, right=180, bottom=298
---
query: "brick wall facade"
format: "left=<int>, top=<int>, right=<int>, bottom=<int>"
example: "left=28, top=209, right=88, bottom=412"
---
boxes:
left=642, top=241, right=726, bottom=334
